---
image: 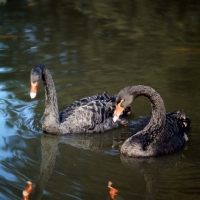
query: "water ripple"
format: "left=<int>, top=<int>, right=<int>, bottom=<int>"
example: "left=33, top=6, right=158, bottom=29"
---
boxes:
left=0, top=67, right=14, bottom=73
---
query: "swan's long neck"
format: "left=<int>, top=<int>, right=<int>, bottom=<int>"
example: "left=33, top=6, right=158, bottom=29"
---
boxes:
left=126, top=85, right=166, bottom=133
left=42, top=68, right=60, bottom=134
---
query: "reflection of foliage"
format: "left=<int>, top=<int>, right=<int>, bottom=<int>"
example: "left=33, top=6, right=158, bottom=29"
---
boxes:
left=0, top=0, right=6, bottom=4
left=74, top=0, right=200, bottom=42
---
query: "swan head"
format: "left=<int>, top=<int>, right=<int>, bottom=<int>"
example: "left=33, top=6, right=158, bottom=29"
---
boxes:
left=30, top=65, right=44, bottom=99
left=113, top=87, right=134, bottom=122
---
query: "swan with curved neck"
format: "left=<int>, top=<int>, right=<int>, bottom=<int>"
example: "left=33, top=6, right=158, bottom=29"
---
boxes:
left=30, top=65, right=130, bottom=135
left=113, top=85, right=190, bottom=157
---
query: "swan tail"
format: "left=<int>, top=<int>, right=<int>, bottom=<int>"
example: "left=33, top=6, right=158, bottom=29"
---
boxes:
left=177, top=110, right=190, bottom=131
left=170, top=110, right=191, bottom=140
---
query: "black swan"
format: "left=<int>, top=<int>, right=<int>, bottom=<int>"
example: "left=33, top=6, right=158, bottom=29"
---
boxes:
left=30, top=65, right=130, bottom=135
left=113, top=85, right=190, bottom=157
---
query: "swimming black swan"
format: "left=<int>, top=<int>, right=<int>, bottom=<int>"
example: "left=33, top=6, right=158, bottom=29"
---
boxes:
left=113, top=85, right=190, bottom=157
left=30, top=65, right=130, bottom=135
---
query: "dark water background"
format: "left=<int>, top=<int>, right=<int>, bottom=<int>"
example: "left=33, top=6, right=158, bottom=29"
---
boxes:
left=0, top=0, right=200, bottom=199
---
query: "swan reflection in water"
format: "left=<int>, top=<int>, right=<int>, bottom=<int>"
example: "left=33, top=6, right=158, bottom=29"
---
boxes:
left=32, top=131, right=185, bottom=200
left=120, top=152, right=185, bottom=200
left=32, top=130, right=124, bottom=199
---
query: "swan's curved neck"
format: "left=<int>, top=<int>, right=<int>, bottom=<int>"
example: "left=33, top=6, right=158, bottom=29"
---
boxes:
left=42, top=68, right=60, bottom=133
left=128, top=85, right=166, bottom=132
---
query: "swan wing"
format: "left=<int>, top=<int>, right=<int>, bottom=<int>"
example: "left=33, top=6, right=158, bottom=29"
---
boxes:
left=57, top=92, right=124, bottom=134
left=60, top=92, right=115, bottom=122
left=59, top=99, right=121, bottom=134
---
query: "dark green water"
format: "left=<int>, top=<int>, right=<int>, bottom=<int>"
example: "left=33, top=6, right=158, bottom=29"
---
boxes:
left=0, top=0, right=200, bottom=199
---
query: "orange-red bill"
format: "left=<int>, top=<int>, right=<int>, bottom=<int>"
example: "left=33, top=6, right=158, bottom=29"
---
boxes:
left=30, top=82, right=38, bottom=99
left=108, top=181, right=118, bottom=200
left=113, top=100, right=124, bottom=122
left=23, top=181, right=33, bottom=200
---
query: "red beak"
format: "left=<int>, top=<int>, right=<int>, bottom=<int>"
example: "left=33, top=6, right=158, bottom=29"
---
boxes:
left=113, top=100, right=124, bottom=122
left=30, top=82, right=38, bottom=99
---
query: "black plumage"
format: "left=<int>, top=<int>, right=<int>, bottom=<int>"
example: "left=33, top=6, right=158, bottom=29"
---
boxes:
left=30, top=65, right=130, bottom=135
left=114, top=85, right=190, bottom=157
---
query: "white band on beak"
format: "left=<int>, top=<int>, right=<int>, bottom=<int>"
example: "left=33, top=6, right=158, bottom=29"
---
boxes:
left=30, top=92, right=36, bottom=99
left=113, top=116, right=118, bottom=122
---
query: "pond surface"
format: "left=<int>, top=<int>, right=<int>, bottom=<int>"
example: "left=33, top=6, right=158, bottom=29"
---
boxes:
left=0, top=0, right=200, bottom=199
